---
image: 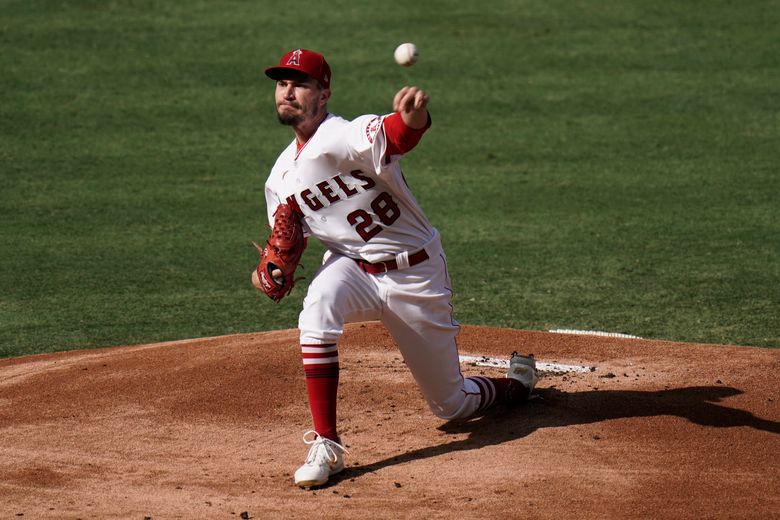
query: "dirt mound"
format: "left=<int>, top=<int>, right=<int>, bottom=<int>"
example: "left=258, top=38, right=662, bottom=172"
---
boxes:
left=1, top=323, right=778, bottom=519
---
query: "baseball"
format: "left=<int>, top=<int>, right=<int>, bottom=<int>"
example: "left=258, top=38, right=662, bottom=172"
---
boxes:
left=394, top=43, right=418, bottom=67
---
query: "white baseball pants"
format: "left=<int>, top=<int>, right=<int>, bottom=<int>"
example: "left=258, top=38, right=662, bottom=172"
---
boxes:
left=298, top=236, right=484, bottom=420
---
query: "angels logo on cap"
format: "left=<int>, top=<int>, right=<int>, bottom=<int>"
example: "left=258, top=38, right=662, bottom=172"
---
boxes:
left=265, top=48, right=331, bottom=89
left=286, top=49, right=302, bottom=66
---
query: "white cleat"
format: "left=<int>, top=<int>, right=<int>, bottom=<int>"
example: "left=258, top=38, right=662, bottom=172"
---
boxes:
left=293, top=430, right=349, bottom=488
left=507, top=352, right=539, bottom=399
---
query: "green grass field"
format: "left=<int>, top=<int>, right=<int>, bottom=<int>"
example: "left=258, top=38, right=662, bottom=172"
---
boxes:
left=1, top=0, right=778, bottom=357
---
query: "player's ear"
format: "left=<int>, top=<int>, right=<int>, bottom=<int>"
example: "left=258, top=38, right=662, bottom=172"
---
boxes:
left=320, top=88, right=331, bottom=106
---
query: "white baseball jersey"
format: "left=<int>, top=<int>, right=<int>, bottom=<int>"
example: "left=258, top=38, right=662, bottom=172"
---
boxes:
left=264, top=111, right=485, bottom=421
left=264, top=113, right=436, bottom=263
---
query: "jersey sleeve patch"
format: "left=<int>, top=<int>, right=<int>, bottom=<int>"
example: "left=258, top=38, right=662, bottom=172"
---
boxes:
left=364, top=115, right=383, bottom=144
left=344, top=114, right=386, bottom=175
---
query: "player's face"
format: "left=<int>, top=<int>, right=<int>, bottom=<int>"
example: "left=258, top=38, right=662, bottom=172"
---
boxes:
left=275, top=77, right=328, bottom=126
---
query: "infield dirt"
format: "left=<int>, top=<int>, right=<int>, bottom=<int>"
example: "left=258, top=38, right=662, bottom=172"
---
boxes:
left=1, top=322, right=778, bottom=519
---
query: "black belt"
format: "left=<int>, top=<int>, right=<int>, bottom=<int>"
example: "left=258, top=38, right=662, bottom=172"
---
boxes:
left=356, top=249, right=429, bottom=274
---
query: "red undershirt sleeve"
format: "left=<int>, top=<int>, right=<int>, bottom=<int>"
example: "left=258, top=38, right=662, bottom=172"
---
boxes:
left=382, top=111, right=432, bottom=157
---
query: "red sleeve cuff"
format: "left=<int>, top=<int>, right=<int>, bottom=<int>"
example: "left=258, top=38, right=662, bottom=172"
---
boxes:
left=382, top=112, right=431, bottom=157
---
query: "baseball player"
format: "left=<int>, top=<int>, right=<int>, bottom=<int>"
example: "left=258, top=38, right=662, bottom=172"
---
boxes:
left=254, top=48, right=539, bottom=488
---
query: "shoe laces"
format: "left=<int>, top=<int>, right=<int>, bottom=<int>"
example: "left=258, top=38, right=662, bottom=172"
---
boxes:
left=301, top=430, right=349, bottom=465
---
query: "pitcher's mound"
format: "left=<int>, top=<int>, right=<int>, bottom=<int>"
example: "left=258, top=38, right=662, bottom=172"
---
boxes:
left=1, top=322, right=778, bottom=519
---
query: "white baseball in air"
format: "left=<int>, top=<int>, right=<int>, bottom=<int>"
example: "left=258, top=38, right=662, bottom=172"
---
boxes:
left=394, top=43, right=419, bottom=67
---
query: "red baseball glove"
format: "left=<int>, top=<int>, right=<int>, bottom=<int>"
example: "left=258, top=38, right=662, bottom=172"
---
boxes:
left=252, top=203, right=306, bottom=302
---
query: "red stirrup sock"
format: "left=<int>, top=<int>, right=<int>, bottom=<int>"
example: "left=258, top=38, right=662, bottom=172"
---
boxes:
left=467, top=376, right=519, bottom=412
left=487, top=376, right=529, bottom=405
left=301, top=344, right=340, bottom=441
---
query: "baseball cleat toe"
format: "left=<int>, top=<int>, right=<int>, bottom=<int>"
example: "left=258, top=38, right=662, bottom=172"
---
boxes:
left=293, top=430, right=348, bottom=488
left=506, top=351, right=539, bottom=400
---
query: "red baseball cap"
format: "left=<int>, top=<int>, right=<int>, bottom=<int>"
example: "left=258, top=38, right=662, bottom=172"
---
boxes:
left=264, top=49, right=331, bottom=89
